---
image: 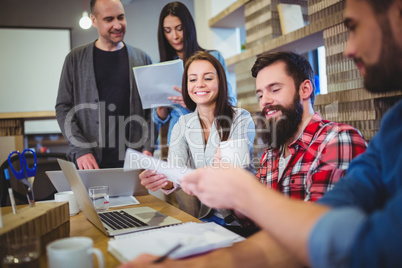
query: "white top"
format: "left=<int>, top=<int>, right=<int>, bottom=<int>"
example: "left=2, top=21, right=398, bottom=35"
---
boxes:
left=162, top=107, right=256, bottom=195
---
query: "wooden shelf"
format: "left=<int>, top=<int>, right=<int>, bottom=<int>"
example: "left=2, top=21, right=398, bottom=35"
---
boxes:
left=209, top=0, right=252, bottom=28
left=208, top=1, right=343, bottom=69
left=0, top=111, right=56, bottom=120
left=226, top=11, right=343, bottom=67
left=27, top=133, right=67, bottom=147
left=208, top=1, right=401, bottom=143
left=240, top=88, right=402, bottom=114
left=28, top=139, right=68, bottom=147
left=314, top=88, right=402, bottom=106
left=0, top=111, right=58, bottom=137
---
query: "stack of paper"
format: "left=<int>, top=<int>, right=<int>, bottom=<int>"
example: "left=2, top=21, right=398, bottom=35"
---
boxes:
left=108, top=222, right=245, bottom=262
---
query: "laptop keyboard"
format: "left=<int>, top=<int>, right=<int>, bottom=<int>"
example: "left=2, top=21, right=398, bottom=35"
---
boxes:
left=99, top=211, right=149, bottom=230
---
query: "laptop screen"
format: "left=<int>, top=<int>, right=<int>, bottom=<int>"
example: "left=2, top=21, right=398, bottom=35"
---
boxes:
left=46, top=168, right=147, bottom=196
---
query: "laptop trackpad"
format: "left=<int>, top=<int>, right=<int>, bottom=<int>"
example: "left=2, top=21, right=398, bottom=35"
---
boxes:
left=137, top=211, right=169, bottom=225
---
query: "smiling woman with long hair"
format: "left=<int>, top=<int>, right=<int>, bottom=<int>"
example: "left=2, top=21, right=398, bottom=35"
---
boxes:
left=140, top=51, right=255, bottom=225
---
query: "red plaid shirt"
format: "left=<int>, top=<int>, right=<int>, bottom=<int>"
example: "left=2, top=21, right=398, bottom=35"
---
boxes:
left=256, top=113, right=367, bottom=202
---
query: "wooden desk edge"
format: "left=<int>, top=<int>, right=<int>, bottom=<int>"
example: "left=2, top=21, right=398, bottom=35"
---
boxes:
left=0, top=111, right=56, bottom=120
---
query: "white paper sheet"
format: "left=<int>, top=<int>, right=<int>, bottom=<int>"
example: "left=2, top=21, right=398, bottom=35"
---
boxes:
left=108, top=222, right=245, bottom=262
left=123, top=148, right=193, bottom=185
left=133, top=59, right=183, bottom=109
left=220, top=139, right=251, bottom=168
left=38, top=196, right=140, bottom=209
left=109, top=196, right=140, bottom=207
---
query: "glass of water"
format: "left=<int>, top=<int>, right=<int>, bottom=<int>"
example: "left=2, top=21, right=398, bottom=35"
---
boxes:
left=2, top=236, right=40, bottom=268
left=88, top=186, right=109, bottom=212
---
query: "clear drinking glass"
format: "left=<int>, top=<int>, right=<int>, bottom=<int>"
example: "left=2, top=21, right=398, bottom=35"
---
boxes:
left=88, top=186, right=109, bottom=212
left=2, top=236, right=40, bottom=268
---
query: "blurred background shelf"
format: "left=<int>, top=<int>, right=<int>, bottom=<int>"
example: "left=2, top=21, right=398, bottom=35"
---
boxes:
left=209, top=0, right=252, bottom=28
left=0, top=111, right=67, bottom=163
left=208, top=0, right=402, bottom=169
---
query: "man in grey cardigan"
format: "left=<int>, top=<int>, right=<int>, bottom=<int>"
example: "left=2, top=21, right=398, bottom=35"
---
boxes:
left=56, top=0, right=156, bottom=169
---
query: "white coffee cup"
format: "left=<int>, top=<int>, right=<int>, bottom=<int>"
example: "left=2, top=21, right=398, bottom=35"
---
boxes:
left=54, top=191, right=80, bottom=216
left=47, top=237, right=104, bottom=268
left=219, top=139, right=251, bottom=168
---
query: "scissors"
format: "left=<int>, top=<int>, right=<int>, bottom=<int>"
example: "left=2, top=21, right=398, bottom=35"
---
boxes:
left=8, top=149, right=37, bottom=207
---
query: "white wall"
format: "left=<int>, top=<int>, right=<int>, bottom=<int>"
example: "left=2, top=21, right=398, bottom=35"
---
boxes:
left=194, top=0, right=239, bottom=97
left=0, top=28, right=70, bottom=113
left=194, top=0, right=239, bottom=56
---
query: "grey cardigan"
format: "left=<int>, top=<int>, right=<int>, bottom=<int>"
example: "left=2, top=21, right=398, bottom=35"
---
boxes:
left=56, top=41, right=157, bottom=163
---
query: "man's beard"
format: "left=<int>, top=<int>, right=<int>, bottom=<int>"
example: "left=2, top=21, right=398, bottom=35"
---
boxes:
left=262, top=92, right=303, bottom=149
left=357, top=18, right=402, bottom=93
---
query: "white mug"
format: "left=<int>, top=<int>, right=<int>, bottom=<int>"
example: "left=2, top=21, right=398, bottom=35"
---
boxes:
left=219, top=139, right=251, bottom=168
left=47, top=237, right=104, bottom=268
left=55, top=191, right=80, bottom=216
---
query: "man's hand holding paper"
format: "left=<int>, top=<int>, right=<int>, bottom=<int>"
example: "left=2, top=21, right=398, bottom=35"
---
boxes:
left=138, top=169, right=170, bottom=192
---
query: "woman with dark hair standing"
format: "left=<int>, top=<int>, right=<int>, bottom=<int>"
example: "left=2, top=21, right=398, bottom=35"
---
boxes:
left=140, top=51, right=255, bottom=226
left=153, top=1, right=237, bottom=145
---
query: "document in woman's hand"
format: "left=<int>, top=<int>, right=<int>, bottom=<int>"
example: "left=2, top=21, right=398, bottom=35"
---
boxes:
left=133, top=59, right=183, bottom=109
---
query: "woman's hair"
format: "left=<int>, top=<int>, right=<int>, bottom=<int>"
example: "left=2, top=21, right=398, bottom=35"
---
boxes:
left=157, top=1, right=204, bottom=64
left=182, top=51, right=234, bottom=141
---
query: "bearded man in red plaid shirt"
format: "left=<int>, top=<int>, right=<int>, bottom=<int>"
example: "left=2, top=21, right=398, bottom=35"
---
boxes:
left=253, top=51, right=367, bottom=202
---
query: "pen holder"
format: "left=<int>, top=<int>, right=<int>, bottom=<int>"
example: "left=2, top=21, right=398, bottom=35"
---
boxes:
left=0, top=202, right=70, bottom=262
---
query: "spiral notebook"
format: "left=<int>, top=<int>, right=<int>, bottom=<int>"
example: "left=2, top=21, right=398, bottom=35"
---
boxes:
left=108, top=222, right=245, bottom=262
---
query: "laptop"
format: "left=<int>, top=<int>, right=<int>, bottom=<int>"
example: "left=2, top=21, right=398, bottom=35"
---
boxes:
left=56, top=158, right=182, bottom=236
left=46, top=168, right=148, bottom=197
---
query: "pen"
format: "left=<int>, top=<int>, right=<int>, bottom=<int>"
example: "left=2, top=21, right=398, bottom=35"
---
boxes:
left=153, top=243, right=183, bottom=264
left=8, top=188, right=18, bottom=214
left=5, top=169, right=18, bottom=214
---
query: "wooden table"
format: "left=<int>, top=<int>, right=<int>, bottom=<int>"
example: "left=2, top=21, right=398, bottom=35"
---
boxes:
left=67, top=195, right=200, bottom=267
left=2, top=195, right=199, bottom=267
